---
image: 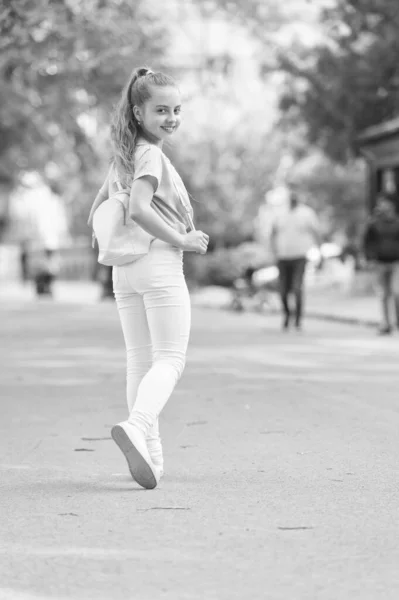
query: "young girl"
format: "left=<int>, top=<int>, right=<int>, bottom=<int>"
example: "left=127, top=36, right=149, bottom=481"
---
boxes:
left=88, top=67, right=209, bottom=490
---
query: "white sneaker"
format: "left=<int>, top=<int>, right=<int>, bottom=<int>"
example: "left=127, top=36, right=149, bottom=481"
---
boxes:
left=111, top=421, right=159, bottom=489
left=146, top=436, right=164, bottom=479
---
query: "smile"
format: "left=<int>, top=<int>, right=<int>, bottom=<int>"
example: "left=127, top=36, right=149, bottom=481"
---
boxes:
left=161, top=126, right=175, bottom=133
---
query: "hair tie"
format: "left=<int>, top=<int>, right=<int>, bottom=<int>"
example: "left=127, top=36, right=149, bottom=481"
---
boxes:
left=138, top=68, right=153, bottom=78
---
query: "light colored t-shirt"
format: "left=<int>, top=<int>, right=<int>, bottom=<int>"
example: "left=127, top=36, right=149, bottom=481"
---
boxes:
left=131, top=139, right=194, bottom=236
left=271, top=204, right=319, bottom=260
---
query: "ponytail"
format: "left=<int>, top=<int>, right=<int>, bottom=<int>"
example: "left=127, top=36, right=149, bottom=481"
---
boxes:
left=110, top=66, right=176, bottom=186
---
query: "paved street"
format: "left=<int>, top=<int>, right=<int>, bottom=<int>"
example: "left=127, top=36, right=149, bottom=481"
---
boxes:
left=1, top=298, right=399, bottom=600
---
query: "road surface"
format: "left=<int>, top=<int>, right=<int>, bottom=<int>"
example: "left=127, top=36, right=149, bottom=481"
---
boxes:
left=1, top=299, right=399, bottom=599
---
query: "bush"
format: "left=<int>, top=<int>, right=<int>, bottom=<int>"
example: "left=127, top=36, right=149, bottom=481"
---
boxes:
left=184, top=242, right=271, bottom=288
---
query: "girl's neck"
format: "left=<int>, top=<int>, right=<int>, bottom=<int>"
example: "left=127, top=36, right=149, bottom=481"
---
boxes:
left=139, top=129, right=163, bottom=149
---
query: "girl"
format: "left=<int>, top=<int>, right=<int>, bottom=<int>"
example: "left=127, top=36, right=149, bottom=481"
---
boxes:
left=88, top=67, right=209, bottom=490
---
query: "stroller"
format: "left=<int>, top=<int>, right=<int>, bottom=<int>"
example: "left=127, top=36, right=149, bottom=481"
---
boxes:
left=231, top=265, right=280, bottom=313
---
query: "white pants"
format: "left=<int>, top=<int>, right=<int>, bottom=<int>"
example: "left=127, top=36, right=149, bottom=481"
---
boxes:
left=112, top=239, right=191, bottom=445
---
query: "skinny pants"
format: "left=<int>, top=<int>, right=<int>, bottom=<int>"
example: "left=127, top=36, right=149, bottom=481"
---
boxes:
left=277, top=257, right=307, bottom=322
left=374, top=261, right=399, bottom=328
left=112, top=239, right=191, bottom=436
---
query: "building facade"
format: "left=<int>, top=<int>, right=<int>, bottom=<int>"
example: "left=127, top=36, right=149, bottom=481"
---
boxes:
left=357, top=117, right=399, bottom=213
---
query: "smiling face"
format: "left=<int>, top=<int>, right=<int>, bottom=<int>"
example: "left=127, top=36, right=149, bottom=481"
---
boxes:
left=134, top=85, right=181, bottom=146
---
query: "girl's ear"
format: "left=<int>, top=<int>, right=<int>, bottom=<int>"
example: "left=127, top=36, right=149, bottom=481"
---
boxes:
left=133, top=105, right=142, bottom=123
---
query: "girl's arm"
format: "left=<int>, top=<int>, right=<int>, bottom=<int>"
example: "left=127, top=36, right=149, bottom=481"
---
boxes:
left=87, top=167, right=112, bottom=227
left=129, top=176, right=184, bottom=247
left=129, top=176, right=208, bottom=254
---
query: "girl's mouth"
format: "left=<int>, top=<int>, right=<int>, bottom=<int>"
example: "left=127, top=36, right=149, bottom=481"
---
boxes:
left=161, top=126, right=175, bottom=133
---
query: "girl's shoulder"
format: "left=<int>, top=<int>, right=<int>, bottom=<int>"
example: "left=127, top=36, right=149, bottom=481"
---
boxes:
left=133, top=140, right=164, bottom=184
left=135, top=139, right=163, bottom=159
left=134, top=142, right=165, bottom=179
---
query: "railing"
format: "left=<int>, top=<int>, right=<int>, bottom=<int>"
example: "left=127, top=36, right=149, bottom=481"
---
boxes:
left=0, top=242, right=99, bottom=281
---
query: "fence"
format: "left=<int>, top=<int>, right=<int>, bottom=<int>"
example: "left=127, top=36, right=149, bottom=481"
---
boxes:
left=0, top=242, right=97, bottom=281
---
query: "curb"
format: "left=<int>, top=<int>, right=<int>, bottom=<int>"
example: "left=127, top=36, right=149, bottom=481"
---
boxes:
left=305, top=311, right=378, bottom=328
left=191, top=299, right=379, bottom=329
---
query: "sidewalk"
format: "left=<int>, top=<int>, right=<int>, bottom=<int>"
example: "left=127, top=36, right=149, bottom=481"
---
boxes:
left=0, top=279, right=100, bottom=304
left=0, top=279, right=380, bottom=327
left=306, top=292, right=379, bottom=327
left=190, top=286, right=380, bottom=327
left=2, top=300, right=399, bottom=599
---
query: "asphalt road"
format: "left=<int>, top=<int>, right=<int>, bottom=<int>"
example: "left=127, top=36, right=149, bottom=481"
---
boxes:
left=1, top=299, right=399, bottom=600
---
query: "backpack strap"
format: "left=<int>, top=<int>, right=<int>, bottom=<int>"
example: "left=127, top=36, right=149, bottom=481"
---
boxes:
left=170, top=172, right=195, bottom=232
left=112, top=164, right=128, bottom=193
left=113, top=160, right=195, bottom=231
left=91, top=166, right=129, bottom=248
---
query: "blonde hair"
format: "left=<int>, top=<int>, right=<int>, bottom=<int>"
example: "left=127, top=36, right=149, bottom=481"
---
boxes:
left=110, top=66, right=177, bottom=185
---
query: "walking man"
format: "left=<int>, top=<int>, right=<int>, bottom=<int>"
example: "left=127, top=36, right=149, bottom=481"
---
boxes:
left=270, top=183, right=321, bottom=330
left=363, top=194, right=399, bottom=335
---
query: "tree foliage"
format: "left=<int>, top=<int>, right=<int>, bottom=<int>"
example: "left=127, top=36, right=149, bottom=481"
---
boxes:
left=277, top=0, right=399, bottom=161
left=287, top=152, right=367, bottom=239
left=207, top=0, right=399, bottom=160
left=3, top=0, right=379, bottom=248
left=0, top=0, right=168, bottom=186
left=202, top=0, right=395, bottom=238
left=168, top=126, right=285, bottom=249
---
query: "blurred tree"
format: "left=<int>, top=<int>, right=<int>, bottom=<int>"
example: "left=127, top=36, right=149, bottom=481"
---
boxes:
left=206, top=0, right=399, bottom=160
left=200, top=0, right=396, bottom=239
left=0, top=0, right=169, bottom=236
left=288, top=151, right=367, bottom=240
left=275, top=0, right=399, bottom=161
left=158, top=0, right=299, bottom=248
left=168, top=126, right=285, bottom=250
left=194, top=0, right=299, bottom=45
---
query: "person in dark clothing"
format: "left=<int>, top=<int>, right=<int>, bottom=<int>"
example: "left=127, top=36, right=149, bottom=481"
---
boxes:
left=363, top=195, right=399, bottom=335
left=33, top=248, right=59, bottom=297
left=19, top=241, right=29, bottom=284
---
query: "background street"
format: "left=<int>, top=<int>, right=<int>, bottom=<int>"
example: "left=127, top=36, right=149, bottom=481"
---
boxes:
left=1, top=298, right=399, bottom=600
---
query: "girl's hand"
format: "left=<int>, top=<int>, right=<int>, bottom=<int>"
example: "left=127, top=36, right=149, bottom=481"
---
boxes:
left=181, top=230, right=209, bottom=254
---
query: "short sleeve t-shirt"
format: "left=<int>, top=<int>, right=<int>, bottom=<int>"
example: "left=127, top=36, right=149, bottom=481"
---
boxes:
left=272, top=205, right=319, bottom=260
left=132, top=139, right=194, bottom=236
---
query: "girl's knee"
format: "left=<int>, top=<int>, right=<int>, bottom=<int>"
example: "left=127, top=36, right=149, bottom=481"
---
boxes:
left=176, top=357, right=186, bottom=379
left=154, top=355, right=186, bottom=380
left=169, top=356, right=186, bottom=380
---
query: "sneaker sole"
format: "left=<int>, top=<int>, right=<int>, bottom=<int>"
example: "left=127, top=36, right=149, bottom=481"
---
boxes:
left=111, top=425, right=157, bottom=490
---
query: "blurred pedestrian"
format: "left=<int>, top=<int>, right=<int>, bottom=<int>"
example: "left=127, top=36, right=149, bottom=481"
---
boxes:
left=87, top=67, right=209, bottom=489
left=270, top=183, right=321, bottom=330
left=32, top=248, right=59, bottom=297
left=363, top=194, right=399, bottom=335
left=98, top=266, right=113, bottom=300
left=19, top=241, right=29, bottom=284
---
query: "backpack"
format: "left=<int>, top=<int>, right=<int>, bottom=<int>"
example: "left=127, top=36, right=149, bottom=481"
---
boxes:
left=92, top=179, right=153, bottom=267
left=92, top=162, right=195, bottom=267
